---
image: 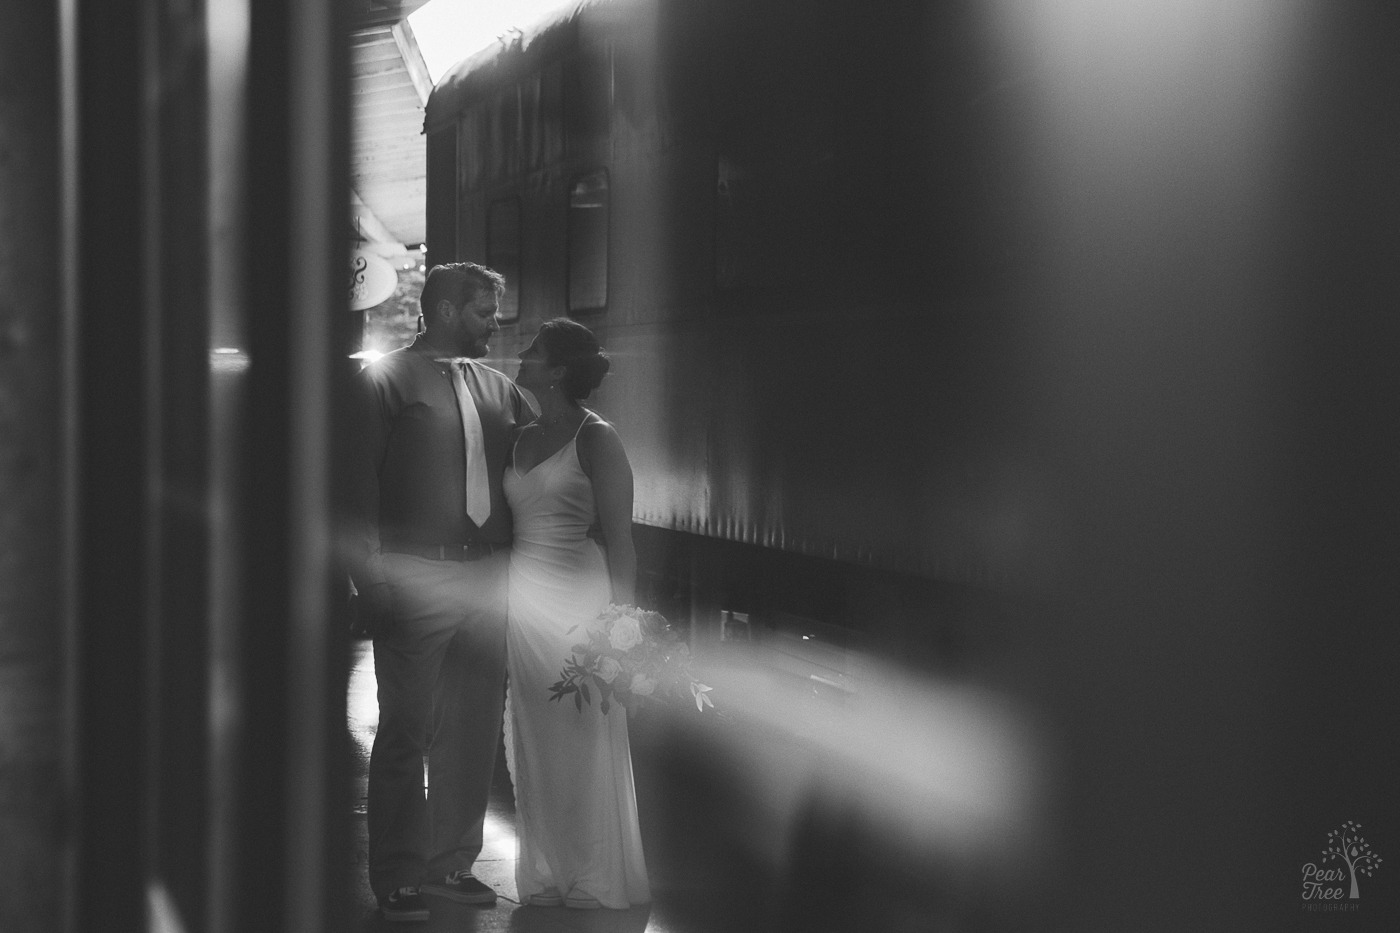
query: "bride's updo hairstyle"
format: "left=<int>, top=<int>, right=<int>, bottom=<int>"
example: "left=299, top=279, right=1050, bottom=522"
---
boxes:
left=538, top=317, right=610, bottom=402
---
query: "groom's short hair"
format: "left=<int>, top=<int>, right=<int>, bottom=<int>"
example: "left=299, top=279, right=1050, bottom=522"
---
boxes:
left=420, top=262, right=505, bottom=318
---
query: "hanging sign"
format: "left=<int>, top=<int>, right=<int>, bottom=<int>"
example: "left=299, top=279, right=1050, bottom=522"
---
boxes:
left=349, top=248, right=398, bottom=311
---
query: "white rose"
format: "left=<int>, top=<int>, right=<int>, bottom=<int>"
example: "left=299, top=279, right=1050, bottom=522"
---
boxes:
left=608, top=615, right=644, bottom=652
left=594, top=656, right=622, bottom=684
left=629, top=674, right=657, bottom=696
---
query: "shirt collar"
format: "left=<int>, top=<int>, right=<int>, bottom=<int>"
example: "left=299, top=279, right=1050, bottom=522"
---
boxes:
left=409, top=335, right=472, bottom=366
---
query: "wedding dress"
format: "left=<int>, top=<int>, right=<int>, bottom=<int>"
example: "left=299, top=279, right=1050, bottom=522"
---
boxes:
left=502, top=415, right=651, bottom=908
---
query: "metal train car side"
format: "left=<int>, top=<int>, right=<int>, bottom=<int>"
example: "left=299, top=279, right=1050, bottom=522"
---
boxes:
left=423, top=0, right=1029, bottom=634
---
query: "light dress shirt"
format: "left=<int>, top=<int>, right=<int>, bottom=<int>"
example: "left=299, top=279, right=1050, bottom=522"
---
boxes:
left=346, top=336, right=531, bottom=591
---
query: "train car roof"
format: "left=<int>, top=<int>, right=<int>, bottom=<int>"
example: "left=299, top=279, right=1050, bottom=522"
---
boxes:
left=423, top=0, right=615, bottom=135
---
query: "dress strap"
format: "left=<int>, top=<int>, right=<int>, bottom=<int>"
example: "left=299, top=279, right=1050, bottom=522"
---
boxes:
left=570, top=409, right=599, bottom=442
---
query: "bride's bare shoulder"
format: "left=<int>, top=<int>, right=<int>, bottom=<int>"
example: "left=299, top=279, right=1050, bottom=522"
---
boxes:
left=576, top=413, right=629, bottom=471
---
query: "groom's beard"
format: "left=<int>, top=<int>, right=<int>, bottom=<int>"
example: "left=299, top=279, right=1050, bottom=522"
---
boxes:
left=458, top=329, right=490, bottom=357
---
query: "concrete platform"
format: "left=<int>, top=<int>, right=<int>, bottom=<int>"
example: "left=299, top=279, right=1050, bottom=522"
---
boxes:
left=345, top=636, right=1038, bottom=932
left=345, top=639, right=761, bottom=933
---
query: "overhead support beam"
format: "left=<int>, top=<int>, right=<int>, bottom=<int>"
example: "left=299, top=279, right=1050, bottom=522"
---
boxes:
left=348, top=0, right=430, bottom=31
left=391, top=18, right=434, bottom=106
left=350, top=188, right=410, bottom=258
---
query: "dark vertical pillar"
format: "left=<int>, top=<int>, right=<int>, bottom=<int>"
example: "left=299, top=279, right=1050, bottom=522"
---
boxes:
left=148, top=7, right=213, bottom=928
left=237, top=2, right=295, bottom=919
left=49, top=1, right=350, bottom=931
left=972, top=2, right=1400, bottom=928
left=236, top=1, right=350, bottom=930
left=1279, top=11, right=1400, bottom=925
left=69, top=0, right=151, bottom=929
left=0, top=2, right=64, bottom=932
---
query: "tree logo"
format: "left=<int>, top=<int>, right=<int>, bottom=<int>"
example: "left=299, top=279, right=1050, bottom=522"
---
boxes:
left=1301, top=821, right=1383, bottom=903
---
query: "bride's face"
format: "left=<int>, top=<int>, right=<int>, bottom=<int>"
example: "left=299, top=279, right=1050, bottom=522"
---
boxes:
left=515, top=338, right=554, bottom=393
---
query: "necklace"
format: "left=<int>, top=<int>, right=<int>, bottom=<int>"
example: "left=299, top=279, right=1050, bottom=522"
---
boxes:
left=536, top=407, right=579, bottom=428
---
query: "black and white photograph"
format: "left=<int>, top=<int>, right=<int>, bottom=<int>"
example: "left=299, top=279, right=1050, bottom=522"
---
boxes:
left=1, top=1, right=1396, bottom=931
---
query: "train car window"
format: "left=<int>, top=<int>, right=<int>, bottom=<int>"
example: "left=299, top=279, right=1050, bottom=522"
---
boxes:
left=458, top=102, right=487, bottom=193
left=522, top=67, right=566, bottom=172
left=489, top=87, right=521, bottom=184
left=612, top=41, right=659, bottom=136
left=567, top=169, right=609, bottom=314
left=487, top=198, right=522, bottom=323
left=563, top=46, right=612, bottom=157
left=520, top=74, right=542, bottom=173
left=538, top=61, right=566, bottom=167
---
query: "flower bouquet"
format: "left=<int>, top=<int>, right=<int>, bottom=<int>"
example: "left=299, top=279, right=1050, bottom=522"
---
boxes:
left=548, top=604, right=714, bottom=715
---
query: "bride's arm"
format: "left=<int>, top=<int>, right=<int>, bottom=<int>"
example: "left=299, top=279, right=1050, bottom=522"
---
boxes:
left=580, top=419, right=637, bottom=605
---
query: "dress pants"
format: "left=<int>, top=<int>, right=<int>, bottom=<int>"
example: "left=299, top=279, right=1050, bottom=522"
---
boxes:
left=367, top=550, right=509, bottom=900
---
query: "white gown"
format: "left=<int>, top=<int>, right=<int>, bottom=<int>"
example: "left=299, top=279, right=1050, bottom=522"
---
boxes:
left=502, top=416, right=651, bottom=908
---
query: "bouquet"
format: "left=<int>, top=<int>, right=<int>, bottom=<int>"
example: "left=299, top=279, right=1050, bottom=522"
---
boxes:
left=548, top=604, right=714, bottom=715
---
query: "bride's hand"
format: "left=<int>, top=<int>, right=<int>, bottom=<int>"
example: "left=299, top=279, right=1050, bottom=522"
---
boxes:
left=586, top=520, right=607, bottom=546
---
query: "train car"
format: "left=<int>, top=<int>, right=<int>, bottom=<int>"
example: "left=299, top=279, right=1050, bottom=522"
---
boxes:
left=422, top=0, right=1029, bottom=664
left=414, top=6, right=1400, bottom=927
left=423, top=10, right=1048, bottom=925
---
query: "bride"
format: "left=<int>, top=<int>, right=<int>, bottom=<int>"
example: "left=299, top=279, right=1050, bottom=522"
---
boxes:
left=502, top=317, right=651, bottom=910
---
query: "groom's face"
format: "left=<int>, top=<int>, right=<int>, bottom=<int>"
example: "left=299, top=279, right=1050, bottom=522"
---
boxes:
left=445, top=291, right=500, bottom=357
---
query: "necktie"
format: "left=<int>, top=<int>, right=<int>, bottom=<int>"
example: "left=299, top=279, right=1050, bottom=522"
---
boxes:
left=450, top=360, right=492, bottom=526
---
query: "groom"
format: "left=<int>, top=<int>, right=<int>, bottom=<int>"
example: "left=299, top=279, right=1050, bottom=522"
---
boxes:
left=347, top=262, right=532, bottom=922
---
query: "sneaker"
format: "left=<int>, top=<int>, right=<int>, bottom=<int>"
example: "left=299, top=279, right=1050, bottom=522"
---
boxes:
left=525, top=888, right=563, bottom=907
left=380, top=887, right=429, bottom=922
left=420, top=869, right=497, bottom=905
left=564, top=891, right=601, bottom=910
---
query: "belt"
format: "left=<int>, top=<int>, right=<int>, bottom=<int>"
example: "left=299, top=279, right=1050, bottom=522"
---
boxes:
left=384, top=541, right=503, bottom=562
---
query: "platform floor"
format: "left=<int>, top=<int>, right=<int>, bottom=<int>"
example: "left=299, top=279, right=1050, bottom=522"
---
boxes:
left=345, top=639, right=772, bottom=933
